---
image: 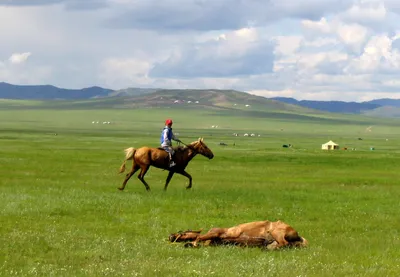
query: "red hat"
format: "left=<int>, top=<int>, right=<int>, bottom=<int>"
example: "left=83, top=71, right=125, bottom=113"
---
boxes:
left=165, top=119, right=173, bottom=125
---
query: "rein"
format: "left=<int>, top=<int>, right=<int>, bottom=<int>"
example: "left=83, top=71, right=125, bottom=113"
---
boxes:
left=178, top=141, right=198, bottom=154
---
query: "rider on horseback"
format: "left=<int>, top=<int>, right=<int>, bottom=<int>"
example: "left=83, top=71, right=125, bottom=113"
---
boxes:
left=160, top=119, right=181, bottom=167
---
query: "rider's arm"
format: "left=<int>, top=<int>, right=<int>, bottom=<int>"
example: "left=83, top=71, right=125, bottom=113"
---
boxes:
left=171, top=131, right=180, bottom=142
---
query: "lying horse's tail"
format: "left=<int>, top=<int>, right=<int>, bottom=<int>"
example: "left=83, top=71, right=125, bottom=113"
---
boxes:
left=119, top=147, right=136, bottom=173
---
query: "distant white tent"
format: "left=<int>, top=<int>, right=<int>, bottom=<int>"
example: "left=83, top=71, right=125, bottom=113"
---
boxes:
left=322, top=140, right=339, bottom=150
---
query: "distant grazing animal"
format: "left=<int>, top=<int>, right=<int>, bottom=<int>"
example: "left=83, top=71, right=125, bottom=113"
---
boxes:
left=169, top=220, right=308, bottom=250
left=118, top=138, right=214, bottom=191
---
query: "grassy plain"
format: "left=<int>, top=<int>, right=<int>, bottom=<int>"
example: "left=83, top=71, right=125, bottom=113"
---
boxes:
left=1, top=106, right=400, bottom=276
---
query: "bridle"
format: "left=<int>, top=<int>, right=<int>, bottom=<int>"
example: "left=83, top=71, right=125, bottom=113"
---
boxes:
left=178, top=140, right=199, bottom=154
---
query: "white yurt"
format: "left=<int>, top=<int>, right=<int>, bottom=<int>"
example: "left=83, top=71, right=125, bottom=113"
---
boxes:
left=321, top=140, right=339, bottom=150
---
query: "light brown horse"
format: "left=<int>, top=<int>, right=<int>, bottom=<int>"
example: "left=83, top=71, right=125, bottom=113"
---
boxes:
left=118, top=138, right=214, bottom=191
left=169, top=220, right=308, bottom=250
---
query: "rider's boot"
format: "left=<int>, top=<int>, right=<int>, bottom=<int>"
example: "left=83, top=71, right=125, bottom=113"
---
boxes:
left=169, top=153, right=176, bottom=167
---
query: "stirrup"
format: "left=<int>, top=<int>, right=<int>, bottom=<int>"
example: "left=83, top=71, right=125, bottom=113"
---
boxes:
left=169, top=161, right=176, bottom=167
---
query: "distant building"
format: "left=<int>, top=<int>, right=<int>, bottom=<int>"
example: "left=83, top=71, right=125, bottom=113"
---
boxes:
left=321, top=140, right=339, bottom=150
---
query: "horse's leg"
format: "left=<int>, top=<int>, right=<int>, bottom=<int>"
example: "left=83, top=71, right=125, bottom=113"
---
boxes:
left=177, top=170, right=192, bottom=189
left=187, top=228, right=226, bottom=247
left=137, top=165, right=151, bottom=191
left=196, top=228, right=226, bottom=241
left=118, top=163, right=140, bottom=191
left=164, top=171, right=175, bottom=191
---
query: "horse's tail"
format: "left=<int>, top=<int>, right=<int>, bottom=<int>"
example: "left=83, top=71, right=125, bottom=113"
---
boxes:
left=119, top=147, right=136, bottom=173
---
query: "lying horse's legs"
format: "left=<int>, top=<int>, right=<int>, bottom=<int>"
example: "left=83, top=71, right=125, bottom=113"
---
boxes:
left=164, top=171, right=175, bottom=191
left=137, top=165, right=151, bottom=191
left=169, top=230, right=202, bottom=243
left=196, top=228, right=226, bottom=241
left=188, top=228, right=226, bottom=247
left=177, top=170, right=193, bottom=189
left=118, top=163, right=140, bottom=191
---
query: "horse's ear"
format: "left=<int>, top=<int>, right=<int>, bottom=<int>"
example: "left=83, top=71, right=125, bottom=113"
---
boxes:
left=200, top=137, right=204, bottom=142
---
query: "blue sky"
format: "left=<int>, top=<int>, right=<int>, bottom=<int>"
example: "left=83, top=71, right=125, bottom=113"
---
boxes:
left=1, top=0, right=400, bottom=101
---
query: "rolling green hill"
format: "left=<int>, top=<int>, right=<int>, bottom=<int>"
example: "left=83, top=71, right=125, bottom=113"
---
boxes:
left=2, top=89, right=398, bottom=129
left=114, top=89, right=318, bottom=112
left=0, top=89, right=329, bottom=122
left=106, top=87, right=159, bottom=97
left=3, top=82, right=400, bottom=118
left=361, top=105, right=400, bottom=118
left=2, top=89, right=313, bottom=112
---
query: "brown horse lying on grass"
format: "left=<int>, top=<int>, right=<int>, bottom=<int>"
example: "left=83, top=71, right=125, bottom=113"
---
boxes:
left=118, top=138, right=214, bottom=191
left=169, top=220, right=308, bottom=250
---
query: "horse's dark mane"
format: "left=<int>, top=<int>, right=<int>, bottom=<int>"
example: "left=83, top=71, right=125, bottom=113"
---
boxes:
left=173, top=145, right=187, bottom=152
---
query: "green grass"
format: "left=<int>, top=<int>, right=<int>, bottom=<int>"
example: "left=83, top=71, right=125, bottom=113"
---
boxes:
left=1, top=106, right=400, bottom=276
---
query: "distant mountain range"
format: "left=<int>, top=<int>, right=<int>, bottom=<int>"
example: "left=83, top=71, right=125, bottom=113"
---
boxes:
left=0, top=82, right=113, bottom=100
left=1, top=82, right=400, bottom=117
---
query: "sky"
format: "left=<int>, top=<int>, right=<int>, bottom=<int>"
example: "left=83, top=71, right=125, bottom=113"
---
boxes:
left=1, top=0, right=400, bottom=101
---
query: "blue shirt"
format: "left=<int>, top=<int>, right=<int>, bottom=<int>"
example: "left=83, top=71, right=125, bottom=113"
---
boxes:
left=160, top=126, right=176, bottom=147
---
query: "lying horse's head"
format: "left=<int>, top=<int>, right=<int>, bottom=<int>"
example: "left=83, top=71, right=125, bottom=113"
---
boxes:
left=190, top=138, right=214, bottom=159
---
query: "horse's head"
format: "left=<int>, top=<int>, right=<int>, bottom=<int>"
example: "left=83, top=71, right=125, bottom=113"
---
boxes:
left=191, top=138, right=214, bottom=159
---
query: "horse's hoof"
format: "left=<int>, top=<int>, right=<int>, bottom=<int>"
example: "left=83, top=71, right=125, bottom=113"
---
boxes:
left=117, top=187, right=124, bottom=191
left=184, top=242, right=195, bottom=248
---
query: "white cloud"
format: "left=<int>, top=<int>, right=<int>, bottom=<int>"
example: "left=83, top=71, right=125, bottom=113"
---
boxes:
left=0, top=0, right=108, bottom=10
left=297, top=51, right=348, bottom=70
left=104, top=0, right=354, bottom=31
left=345, top=34, right=400, bottom=74
left=336, top=23, right=369, bottom=52
left=99, top=58, right=152, bottom=88
left=302, top=17, right=333, bottom=34
left=0, top=62, right=52, bottom=85
left=248, top=89, right=297, bottom=99
left=302, top=17, right=369, bottom=52
left=3, top=0, right=400, bottom=101
left=8, top=52, right=31, bottom=64
left=0, top=51, right=53, bottom=84
left=341, top=1, right=387, bottom=23
left=149, top=27, right=275, bottom=78
left=301, top=37, right=339, bottom=48
left=274, top=36, right=303, bottom=56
